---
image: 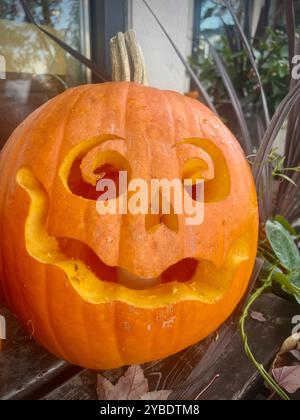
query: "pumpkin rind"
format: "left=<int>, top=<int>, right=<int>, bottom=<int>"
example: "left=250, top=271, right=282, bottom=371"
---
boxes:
left=0, top=82, right=258, bottom=369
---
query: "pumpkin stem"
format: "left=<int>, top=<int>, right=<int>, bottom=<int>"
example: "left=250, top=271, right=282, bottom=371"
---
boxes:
left=110, top=30, right=148, bottom=85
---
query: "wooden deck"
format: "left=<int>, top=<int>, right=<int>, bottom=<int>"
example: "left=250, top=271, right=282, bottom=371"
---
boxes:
left=0, top=294, right=299, bottom=400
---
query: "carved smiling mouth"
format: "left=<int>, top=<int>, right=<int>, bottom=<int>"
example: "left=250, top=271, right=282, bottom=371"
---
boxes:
left=58, top=235, right=199, bottom=289
left=16, top=166, right=250, bottom=308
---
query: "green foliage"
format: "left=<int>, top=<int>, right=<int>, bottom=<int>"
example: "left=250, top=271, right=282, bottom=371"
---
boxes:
left=267, top=149, right=300, bottom=186
left=260, top=217, right=300, bottom=304
left=191, top=28, right=290, bottom=116
left=241, top=217, right=300, bottom=400
left=266, top=220, right=300, bottom=271
left=240, top=273, right=290, bottom=400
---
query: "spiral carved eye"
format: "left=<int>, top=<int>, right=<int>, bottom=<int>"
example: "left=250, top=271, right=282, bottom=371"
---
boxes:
left=179, top=138, right=231, bottom=203
left=65, top=136, right=131, bottom=201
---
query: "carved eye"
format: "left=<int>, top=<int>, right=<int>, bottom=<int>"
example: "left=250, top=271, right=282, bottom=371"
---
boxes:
left=68, top=150, right=131, bottom=201
left=182, top=158, right=210, bottom=202
left=180, top=138, right=231, bottom=203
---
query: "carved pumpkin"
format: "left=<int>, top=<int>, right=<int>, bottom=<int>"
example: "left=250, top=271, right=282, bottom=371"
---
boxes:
left=0, top=34, right=258, bottom=370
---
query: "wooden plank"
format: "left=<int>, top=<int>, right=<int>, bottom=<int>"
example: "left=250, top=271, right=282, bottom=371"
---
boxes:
left=42, top=338, right=213, bottom=400
left=173, top=293, right=299, bottom=400
left=42, top=294, right=300, bottom=400
left=0, top=305, right=79, bottom=400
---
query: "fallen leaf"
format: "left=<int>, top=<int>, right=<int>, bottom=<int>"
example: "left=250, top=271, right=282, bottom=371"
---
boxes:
left=290, top=350, right=300, bottom=362
left=139, top=390, right=173, bottom=400
left=272, top=366, right=300, bottom=394
left=272, top=333, right=300, bottom=370
left=97, top=365, right=172, bottom=400
left=279, top=333, right=300, bottom=355
left=250, top=311, right=267, bottom=322
left=97, top=375, right=118, bottom=400
left=270, top=333, right=300, bottom=395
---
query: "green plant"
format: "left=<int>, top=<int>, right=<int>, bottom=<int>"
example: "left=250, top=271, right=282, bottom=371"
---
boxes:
left=240, top=273, right=290, bottom=400
left=191, top=28, right=290, bottom=117
left=142, top=0, right=300, bottom=400
left=242, top=217, right=300, bottom=400
left=260, top=217, right=300, bottom=303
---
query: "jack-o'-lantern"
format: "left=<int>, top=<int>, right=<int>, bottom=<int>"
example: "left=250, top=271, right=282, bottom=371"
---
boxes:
left=0, top=32, right=258, bottom=369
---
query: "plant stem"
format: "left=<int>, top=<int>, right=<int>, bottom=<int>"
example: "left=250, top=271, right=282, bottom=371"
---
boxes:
left=239, top=273, right=290, bottom=400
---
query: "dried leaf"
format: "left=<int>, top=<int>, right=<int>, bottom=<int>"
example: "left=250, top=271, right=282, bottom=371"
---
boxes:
left=250, top=310, right=267, bottom=323
left=290, top=350, right=300, bottom=362
left=97, top=365, right=172, bottom=400
left=139, top=390, right=172, bottom=400
left=279, top=333, right=300, bottom=355
left=271, top=333, right=300, bottom=370
left=270, top=333, right=300, bottom=394
left=97, top=376, right=119, bottom=400
left=272, top=366, right=300, bottom=394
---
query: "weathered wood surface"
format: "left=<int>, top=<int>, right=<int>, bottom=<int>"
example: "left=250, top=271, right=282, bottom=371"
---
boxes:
left=0, top=305, right=79, bottom=400
left=42, top=339, right=213, bottom=400
left=1, top=294, right=299, bottom=400
left=42, top=294, right=300, bottom=400
left=174, top=293, right=299, bottom=400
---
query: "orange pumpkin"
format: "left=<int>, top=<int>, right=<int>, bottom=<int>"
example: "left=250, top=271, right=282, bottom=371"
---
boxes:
left=0, top=35, right=258, bottom=369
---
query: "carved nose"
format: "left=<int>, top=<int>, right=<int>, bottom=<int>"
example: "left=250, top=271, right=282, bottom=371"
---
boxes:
left=145, top=195, right=178, bottom=232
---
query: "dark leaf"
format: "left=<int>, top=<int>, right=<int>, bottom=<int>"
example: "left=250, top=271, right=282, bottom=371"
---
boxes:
left=207, top=40, right=252, bottom=154
left=253, top=72, right=300, bottom=189
left=284, top=0, right=296, bottom=75
left=223, top=0, right=270, bottom=126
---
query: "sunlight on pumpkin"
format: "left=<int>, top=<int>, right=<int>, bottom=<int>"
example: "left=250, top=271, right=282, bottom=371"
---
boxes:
left=179, top=138, right=231, bottom=202
left=59, top=134, right=125, bottom=193
left=80, top=149, right=131, bottom=187
left=182, top=158, right=213, bottom=184
left=16, top=166, right=251, bottom=307
left=67, top=142, right=131, bottom=201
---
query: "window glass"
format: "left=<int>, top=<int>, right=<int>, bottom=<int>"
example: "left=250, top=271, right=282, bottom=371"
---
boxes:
left=0, top=0, right=89, bottom=146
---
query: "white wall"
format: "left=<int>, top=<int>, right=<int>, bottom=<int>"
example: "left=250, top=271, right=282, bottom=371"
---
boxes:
left=128, top=0, right=194, bottom=93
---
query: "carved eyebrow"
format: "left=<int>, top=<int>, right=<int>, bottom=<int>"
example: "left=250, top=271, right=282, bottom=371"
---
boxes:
left=59, top=134, right=124, bottom=191
left=177, top=137, right=231, bottom=203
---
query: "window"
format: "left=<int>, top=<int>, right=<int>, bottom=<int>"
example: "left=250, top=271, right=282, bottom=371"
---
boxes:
left=0, top=0, right=127, bottom=147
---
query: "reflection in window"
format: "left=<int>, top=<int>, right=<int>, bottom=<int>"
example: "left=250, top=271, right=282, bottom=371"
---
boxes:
left=0, top=0, right=90, bottom=147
